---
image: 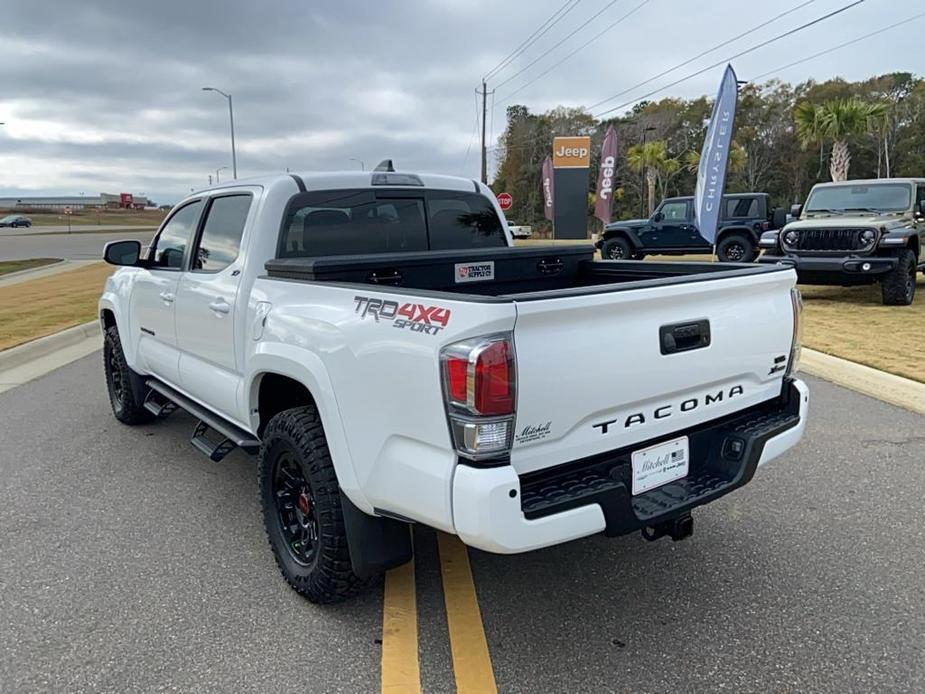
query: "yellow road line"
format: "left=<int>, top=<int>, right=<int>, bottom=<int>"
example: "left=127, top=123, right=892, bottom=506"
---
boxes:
left=381, top=557, right=422, bottom=693
left=436, top=532, right=498, bottom=694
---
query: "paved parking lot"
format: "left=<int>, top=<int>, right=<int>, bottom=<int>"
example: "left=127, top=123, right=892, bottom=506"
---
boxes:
left=1, top=355, right=923, bottom=692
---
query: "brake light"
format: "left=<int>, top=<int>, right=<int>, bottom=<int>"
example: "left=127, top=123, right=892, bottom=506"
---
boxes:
left=474, top=340, right=514, bottom=415
left=441, top=334, right=516, bottom=461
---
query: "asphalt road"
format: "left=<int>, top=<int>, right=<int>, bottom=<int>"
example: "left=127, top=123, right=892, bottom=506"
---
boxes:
left=1, top=356, right=923, bottom=692
left=0, top=230, right=153, bottom=261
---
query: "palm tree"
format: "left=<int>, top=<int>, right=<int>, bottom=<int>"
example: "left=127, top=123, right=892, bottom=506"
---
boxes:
left=626, top=140, right=679, bottom=215
left=794, top=98, right=888, bottom=182
left=683, top=143, right=747, bottom=174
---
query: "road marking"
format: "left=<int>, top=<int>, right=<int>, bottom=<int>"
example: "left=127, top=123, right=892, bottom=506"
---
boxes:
left=437, top=532, right=498, bottom=694
left=381, top=556, right=421, bottom=693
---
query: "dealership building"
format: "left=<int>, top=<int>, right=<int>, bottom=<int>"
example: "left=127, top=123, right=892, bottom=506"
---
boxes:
left=0, top=192, right=151, bottom=210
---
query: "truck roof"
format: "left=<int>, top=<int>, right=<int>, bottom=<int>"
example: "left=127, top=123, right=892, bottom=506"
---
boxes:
left=662, top=192, right=768, bottom=204
left=193, top=171, right=482, bottom=197
left=810, top=178, right=925, bottom=187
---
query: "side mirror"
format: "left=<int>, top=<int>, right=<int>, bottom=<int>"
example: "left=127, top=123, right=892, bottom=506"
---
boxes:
left=652, top=211, right=664, bottom=222
left=790, top=203, right=803, bottom=218
left=103, top=239, right=142, bottom=266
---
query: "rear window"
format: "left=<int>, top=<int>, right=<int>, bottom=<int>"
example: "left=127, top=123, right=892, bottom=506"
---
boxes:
left=724, top=197, right=759, bottom=219
left=278, top=188, right=506, bottom=258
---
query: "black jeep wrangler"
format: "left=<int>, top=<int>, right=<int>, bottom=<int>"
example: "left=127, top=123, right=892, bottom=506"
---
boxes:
left=596, top=192, right=785, bottom=263
left=758, top=179, right=925, bottom=305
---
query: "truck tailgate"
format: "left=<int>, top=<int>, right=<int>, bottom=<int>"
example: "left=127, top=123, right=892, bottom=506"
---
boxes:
left=510, top=267, right=797, bottom=474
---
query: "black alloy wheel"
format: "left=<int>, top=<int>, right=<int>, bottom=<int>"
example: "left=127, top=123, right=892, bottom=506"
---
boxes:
left=271, top=450, right=319, bottom=567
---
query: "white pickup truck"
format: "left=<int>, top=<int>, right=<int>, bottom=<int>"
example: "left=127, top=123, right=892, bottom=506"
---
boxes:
left=99, top=171, right=809, bottom=603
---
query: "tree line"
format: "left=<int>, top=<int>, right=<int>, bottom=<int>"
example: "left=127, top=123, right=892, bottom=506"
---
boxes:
left=491, top=72, right=925, bottom=232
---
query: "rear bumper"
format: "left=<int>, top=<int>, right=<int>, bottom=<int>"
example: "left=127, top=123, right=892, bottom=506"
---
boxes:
left=758, top=254, right=897, bottom=282
left=452, top=378, right=808, bottom=553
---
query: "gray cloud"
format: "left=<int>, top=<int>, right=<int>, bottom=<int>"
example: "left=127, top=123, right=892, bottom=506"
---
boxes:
left=1, top=0, right=922, bottom=203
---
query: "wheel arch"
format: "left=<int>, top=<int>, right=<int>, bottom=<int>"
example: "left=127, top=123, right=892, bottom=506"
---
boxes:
left=600, top=227, right=642, bottom=247
left=247, top=349, right=367, bottom=511
left=715, top=225, right=758, bottom=245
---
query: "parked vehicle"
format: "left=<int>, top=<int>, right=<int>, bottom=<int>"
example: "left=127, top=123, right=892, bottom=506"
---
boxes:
left=508, top=223, right=533, bottom=239
left=759, top=178, right=925, bottom=305
left=597, top=193, right=786, bottom=262
left=0, top=214, right=33, bottom=228
left=99, top=170, right=808, bottom=603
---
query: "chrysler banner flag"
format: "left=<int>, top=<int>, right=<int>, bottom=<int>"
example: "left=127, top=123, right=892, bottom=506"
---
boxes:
left=694, top=64, right=739, bottom=246
left=594, top=125, right=618, bottom=224
left=541, top=155, right=554, bottom=221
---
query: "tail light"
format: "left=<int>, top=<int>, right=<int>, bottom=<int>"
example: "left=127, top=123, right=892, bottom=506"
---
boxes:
left=786, top=287, right=803, bottom=377
left=441, top=334, right=516, bottom=461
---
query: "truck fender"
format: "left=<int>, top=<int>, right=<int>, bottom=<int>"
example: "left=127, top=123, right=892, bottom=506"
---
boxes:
left=246, top=345, right=371, bottom=514
left=598, top=226, right=642, bottom=249
left=98, top=270, right=140, bottom=369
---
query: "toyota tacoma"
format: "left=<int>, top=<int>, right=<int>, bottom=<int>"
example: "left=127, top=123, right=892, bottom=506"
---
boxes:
left=99, top=170, right=809, bottom=603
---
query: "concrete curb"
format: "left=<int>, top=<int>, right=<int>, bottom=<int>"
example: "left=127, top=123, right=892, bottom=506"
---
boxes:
left=799, top=348, right=925, bottom=417
left=0, top=321, right=101, bottom=373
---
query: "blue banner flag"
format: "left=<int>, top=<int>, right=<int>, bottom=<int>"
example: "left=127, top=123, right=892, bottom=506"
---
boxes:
left=694, top=64, right=739, bottom=246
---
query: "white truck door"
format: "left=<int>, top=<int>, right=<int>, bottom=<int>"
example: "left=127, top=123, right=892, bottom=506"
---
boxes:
left=130, top=199, right=204, bottom=385
left=175, top=193, right=252, bottom=419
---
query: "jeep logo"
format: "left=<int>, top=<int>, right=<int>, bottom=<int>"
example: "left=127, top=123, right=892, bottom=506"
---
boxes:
left=555, top=145, right=589, bottom=158
left=598, top=156, right=615, bottom=200
left=592, top=385, right=744, bottom=434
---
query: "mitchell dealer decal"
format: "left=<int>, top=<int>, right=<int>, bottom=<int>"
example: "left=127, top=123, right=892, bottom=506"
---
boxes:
left=354, top=296, right=451, bottom=335
left=516, top=421, right=552, bottom=444
left=455, top=261, right=495, bottom=283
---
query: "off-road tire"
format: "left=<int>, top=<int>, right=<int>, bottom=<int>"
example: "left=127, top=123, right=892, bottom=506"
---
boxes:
left=103, top=326, right=155, bottom=425
left=716, top=233, right=756, bottom=263
left=880, top=250, right=917, bottom=306
left=601, top=236, right=633, bottom=260
left=258, top=405, right=369, bottom=603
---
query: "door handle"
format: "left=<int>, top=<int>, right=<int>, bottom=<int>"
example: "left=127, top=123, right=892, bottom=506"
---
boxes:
left=208, top=299, right=231, bottom=314
left=159, top=291, right=175, bottom=303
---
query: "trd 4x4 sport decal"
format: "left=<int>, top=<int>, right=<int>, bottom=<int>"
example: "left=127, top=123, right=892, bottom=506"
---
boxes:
left=353, top=296, right=451, bottom=336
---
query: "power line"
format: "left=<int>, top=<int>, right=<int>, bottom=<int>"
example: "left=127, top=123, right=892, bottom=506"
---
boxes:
left=497, top=0, right=650, bottom=107
left=494, top=0, right=625, bottom=90
left=587, top=0, right=820, bottom=112
left=594, top=0, right=866, bottom=117
left=750, top=10, right=925, bottom=81
left=483, top=0, right=582, bottom=81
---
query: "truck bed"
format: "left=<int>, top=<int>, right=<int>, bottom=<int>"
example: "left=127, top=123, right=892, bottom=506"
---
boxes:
left=264, top=246, right=790, bottom=300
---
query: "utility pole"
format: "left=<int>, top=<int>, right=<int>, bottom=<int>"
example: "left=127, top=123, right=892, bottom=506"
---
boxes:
left=479, top=81, right=494, bottom=184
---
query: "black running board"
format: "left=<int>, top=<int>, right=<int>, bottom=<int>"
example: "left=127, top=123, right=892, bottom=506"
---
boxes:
left=145, top=379, right=261, bottom=460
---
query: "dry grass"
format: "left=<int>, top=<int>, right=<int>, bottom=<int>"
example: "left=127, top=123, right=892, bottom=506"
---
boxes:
left=0, top=263, right=112, bottom=350
left=799, top=278, right=925, bottom=382
left=0, top=258, right=60, bottom=276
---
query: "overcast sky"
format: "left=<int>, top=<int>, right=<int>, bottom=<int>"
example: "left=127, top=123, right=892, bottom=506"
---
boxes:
left=1, top=0, right=922, bottom=204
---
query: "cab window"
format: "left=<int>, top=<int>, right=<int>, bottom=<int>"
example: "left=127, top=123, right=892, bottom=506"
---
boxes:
left=660, top=201, right=688, bottom=221
left=191, top=194, right=251, bottom=272
left=150, top=200, right=203, bottom=269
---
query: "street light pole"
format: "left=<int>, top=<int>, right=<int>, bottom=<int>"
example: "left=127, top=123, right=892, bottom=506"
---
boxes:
left=215, top=166, right=228, bottom=183
left=348, top=158, right=365, bottom=171
left=202, top=87, right=237, bottom=179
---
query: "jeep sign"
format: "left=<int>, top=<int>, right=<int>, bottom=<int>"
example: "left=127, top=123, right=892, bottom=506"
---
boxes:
left=594, top=125, right=618, bottom=224
left=552, top=136, right=592, bottom=168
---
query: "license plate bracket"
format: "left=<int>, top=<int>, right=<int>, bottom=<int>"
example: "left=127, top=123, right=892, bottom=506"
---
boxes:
left=631, top=435, right=689, bottom=495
